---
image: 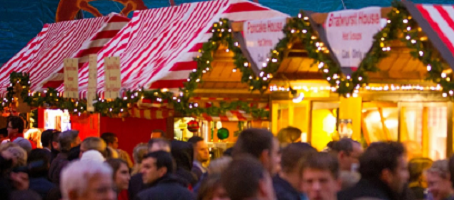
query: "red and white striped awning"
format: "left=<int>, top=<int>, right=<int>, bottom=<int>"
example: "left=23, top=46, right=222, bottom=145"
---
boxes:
left=62, top=0, right=288, bottom=98
left=0, top=13, right=129, bottom=95
left=405, top=2, right=454, bottom=69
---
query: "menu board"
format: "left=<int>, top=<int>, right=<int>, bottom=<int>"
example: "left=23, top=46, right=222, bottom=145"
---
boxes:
left=104, top=57, right=121, bottom=99
left=63, top=58, right=79, bottom=99
left=87, top=54, right=97, bottom=111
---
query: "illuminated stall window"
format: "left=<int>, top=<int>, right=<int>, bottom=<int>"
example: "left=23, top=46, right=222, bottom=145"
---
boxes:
left=310, top=102, right=339, bottom=151
left=399, top=103, right=447, bottom=160
left=361, top=104, right=399, bottom=143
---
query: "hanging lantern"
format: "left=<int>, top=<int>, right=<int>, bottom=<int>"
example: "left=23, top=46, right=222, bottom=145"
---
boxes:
left=187, top=120, right=200, bottom=133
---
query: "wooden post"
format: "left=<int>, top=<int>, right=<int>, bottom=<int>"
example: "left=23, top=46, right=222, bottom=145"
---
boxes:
left=288, top=102, right=294, bottom=126
left=399, top=105, right=409, bottom=142
left=308, top=101, right=314, bottom=144
left=422, top=107, right=429, bottom=158
left=447, top=102, right=453, bottom=157
left=271, top=102, right=279, bottom=135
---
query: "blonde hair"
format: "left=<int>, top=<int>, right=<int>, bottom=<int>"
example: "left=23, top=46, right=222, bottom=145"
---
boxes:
left=0, top=143, right=27, bottom=167
left=25, top=129, right=42, bottom=148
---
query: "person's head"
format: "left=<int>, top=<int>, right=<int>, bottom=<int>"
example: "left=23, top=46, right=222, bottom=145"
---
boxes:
left=59, top=130, right=81, bottom=153
left=150, top=129, right=165, bottom=139
left=280, top=143, right=317, bottom=190
left=409, top=158, right=433, bottom=186
left=197, top=174, right=230, bottom=200
left=61, top=160, right=115, bottom=200
left=41, top=129, right=57, bottom=149
left=326, top=138, right=363, bottom=172
left=300, top=152, right=340, bottom=200
left=80, top=137, right=107, bottom=158
left=81, top=150, right=106, bottom=163
left=425, top=160, right=453, bottom=200
left=233, top=128, right=280, bottom=176
left=359, top=142, right=409, bottom=194
left=207, top=156, right=232, bottom=175
left=52, top=130, right=61, bottom=151
left=100, top=133, right=118, bottom=149
left=221, top=156, right=275, bottom=200
left=28, top=149, right=51, bottom=178
left=133, top=143, right=148, bottom=164
left=12, top=137, right=32, bottom=154
left=7, top=116, right=24, bottom=136
left=277, top=127, right=302, bottom=146
left=140, top=151, right=174, bottom=185
left=1, top=144, right=27, bottom=167
left=147, top=138, right=171, bottom=153
left=106, top=159, right=130, bottom=191
left=188, top=136, right=210, bottom=163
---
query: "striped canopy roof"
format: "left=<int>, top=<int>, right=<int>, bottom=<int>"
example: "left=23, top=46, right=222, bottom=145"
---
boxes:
left=405, top=2, right=454, bottom=69
left=0, top=13, right=129, bottom=95
left=59, top=0, right=287, bottom=98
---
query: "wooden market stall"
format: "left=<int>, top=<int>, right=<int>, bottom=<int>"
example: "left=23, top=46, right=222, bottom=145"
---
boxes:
left=231, top=2, right=454, bottom=159
left=0, top=0, right=288, bottom=156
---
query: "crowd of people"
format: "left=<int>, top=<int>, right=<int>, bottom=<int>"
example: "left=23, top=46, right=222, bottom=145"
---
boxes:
left=0, top=116, right=453, bottom=200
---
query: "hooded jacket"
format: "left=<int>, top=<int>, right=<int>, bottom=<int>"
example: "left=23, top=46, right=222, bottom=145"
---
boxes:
left=171, top=140, right=198, bottom=186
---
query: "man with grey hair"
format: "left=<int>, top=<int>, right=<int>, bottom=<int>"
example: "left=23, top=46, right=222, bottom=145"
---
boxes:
left=61, top=159, right=115, bottom=200
left=79, top=137, right=107, bottom=158
left=49, top=130, right=81, bottom=185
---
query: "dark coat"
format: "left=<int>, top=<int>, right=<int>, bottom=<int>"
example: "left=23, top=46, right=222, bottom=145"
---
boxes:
left=338, top=179, right=398, bottom=200
left=273, top=175, right=301, bottom=200
left=171, top=140, right=198, bottom=186
left=191, top=164, right=203, bottom=182
left=29, top=177, right=57, bottom=200
left=129, top=173, right=147, bottom=200
left=135, top=174, right=195, bottom=200
left=48, top=152, right=69, bottom=185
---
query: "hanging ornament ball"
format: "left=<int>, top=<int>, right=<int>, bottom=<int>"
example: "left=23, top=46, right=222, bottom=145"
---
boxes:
left=217, top=128, right=229, bottom=140
left=187, top=120, right=200, bottom=133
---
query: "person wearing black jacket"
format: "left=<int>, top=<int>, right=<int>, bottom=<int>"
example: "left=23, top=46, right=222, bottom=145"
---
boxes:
left=338, top=142, right=410, bottom=200
left=171, top=140, right=198, bottom=187
left=274, top=143, right=316, bottom=200
left=135, top=151, right=194, bottom=200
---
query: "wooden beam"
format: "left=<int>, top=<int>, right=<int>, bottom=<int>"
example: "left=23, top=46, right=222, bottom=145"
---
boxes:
left=361, top=113, right=371, bottom=145
left=363, top=102, right=398, bottom=108
left=368, top=70, right=426, bottom=80
left=378, top=107, right=391, bottom=141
